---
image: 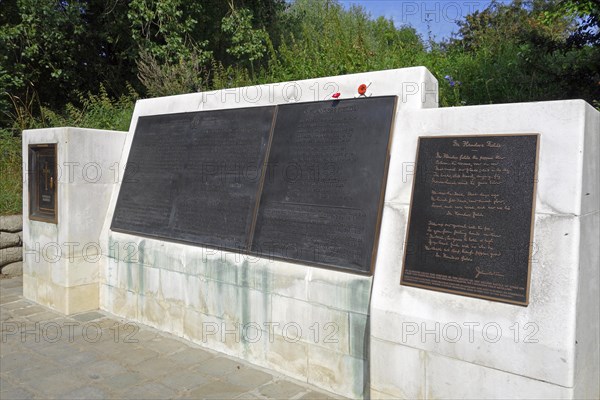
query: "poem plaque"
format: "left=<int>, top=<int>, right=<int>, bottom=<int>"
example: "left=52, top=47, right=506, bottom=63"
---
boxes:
left=401, top=134, right=539, bottom=305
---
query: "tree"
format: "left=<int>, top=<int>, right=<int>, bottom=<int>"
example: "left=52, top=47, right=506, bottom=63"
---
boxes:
left=445, top=0, right=599, bottom=105
left=221, top=6, right=269, bottom=75
left=0, top=0, right=288, bottom=125
left=1, top=0, right=90, bottom=121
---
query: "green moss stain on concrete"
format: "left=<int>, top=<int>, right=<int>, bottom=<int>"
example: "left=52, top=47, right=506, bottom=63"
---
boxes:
left=349, top=312, right=368, bottom=359
left=241, top=261, right=251, bottom=350
left=349, top=278, right=372, bottom=313
left=138, top=241, right=145, bottom=295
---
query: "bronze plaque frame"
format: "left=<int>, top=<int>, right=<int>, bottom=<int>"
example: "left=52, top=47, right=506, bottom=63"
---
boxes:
left=400, top=134, right=540, bottom=305
left=28, top=143, right=58, bottom=224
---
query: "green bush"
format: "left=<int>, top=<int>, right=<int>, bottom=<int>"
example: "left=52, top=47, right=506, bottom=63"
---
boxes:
left=40, top=85, right=137, bottom=132
left=0, top=86, right=136, bottom=215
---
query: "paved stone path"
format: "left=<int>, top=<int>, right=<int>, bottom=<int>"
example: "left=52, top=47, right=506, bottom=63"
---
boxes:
left=0, top=277, right=343, bottom=399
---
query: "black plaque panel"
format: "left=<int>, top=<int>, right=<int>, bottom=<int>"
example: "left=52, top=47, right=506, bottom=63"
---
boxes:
left=251, top=97, right=397, bottom=273
left=111, top=106, right=276, bottom=251
left=401, top=135, right=539, bottom=305
left=29, top=144, right=58, bottom=223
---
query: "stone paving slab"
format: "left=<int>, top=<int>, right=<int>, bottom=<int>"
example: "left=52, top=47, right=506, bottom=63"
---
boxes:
left=0, top=276, right=345, bottom=399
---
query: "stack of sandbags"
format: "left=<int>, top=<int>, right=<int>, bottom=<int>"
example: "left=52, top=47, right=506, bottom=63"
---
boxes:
left=0, top=215, right=23, bottom=276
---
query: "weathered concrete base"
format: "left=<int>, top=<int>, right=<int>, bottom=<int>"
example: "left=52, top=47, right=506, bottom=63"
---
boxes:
left=99, top=234, right=371, bottom=398
left=23, top=273, right=98, bottom=314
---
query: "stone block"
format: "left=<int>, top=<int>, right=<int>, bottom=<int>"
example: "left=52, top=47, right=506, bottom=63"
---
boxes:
left=307, top=268, right=372, bottom=314
left=370, top=339, right=425, bottom=399
left=182, top=306, right=205, bottom=343
left=35, top=278, right=67, bottom=313
left=264, top=260, right=309, bottom=299
left=65, top=256, right=100, bottom=287
left=22, top=273, right=37, bottom=301
left=307, top=345, right=365, bottom=398
left=183, top=274, right=208, bottom=312
left=183, top=308, right=243, bottom=357
left=66, top=282, right=99, bottom=314
left=204, top=279, right=242, bottom=323
left=426, top=352, right=572, bottom=399
left=270, top=295, right=312, bottom=335
left=266, top=334, right=309, bottom=382
left=159, top=268, right=185, bottom=304
left=122, top=260, right=143, bottom=294
left=100, top=284, right=138, bottom=320
left=200, top=255, right=244, bottom=285
left=241, top=287, right=272, bottom=329
left=138, top=293, right=167, bottom=329
left=140, top=265, right=160, bottom=297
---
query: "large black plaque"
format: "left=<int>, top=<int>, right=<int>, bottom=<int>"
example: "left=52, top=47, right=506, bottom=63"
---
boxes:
left=29, top=144, right=58, bottom=223
left=251, top=97, right=397, bottom=273
left=111, top=106, right=276, bottom=251
left=401, top=135, right=539, bottom=305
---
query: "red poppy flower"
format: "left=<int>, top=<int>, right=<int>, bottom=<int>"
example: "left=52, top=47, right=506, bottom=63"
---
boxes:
left=358, top=84, right=367, bottom=95
left=332, top=92, right=341, bottom=98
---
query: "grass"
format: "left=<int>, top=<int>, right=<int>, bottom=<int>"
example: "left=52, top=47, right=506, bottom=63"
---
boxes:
left=0, top=130, right=23, bottom=215
left=0, top=86, right=137, bottom=216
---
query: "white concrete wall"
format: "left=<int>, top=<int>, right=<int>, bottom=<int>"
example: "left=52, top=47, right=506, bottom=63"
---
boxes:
left=370, top=100, right=600, bottom=399
left=22, top=127, right=127, bottom=314
left=99, top=67, right=439, bottom=398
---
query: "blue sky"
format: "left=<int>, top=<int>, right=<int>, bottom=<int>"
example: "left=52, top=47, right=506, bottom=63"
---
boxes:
left=339, top=1, right=511, bottom=40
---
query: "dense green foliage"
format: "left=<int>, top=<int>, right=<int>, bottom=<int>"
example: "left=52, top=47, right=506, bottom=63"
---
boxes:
left=1, top=0, right=599, bottom=214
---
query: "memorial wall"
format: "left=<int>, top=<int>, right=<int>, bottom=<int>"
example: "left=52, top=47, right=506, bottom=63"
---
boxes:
left=21, top=68, right=599, bottom=399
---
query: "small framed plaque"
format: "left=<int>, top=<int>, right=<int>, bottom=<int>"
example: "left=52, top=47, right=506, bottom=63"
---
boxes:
left=29, top=143, right=58, bottom=223
left=401, top=134, right=539, bottom=305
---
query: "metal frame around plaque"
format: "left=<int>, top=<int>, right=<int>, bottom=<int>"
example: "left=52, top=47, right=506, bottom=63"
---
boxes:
left=400, top=134, right=540, bottom=305
left=28, top=143, right=58, bottom=224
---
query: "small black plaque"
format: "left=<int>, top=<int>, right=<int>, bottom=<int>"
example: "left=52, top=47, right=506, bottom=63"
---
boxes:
left=251, top=97, right=397, bottom=273
left=29, top=144, right=58, bottom=223
left=111, top=106, right=276, bottom=251
left=401, top=134, right=539, bottom=305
